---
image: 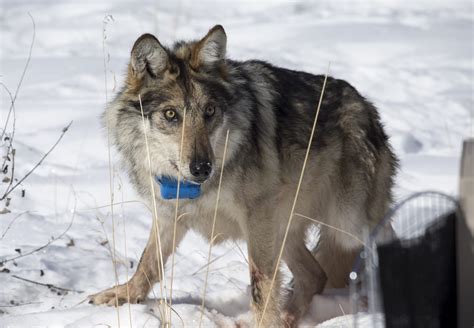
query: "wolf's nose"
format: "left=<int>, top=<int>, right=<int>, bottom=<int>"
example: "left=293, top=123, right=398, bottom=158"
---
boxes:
left=189, top=161, right=212, bottom=182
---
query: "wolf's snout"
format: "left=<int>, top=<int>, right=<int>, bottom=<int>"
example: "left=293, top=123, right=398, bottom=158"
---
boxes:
left=189, top=160, right=212, bottom=182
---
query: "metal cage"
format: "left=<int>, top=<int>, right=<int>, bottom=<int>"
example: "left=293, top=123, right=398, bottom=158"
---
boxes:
left=349, top=191, right=459, bottom=328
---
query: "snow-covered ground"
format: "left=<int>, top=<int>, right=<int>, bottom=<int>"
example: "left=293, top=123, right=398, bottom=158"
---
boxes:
left=0, top=0, right=472, bottom=327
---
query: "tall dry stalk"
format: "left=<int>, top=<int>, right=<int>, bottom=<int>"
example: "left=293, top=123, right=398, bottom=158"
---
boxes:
left=199, top=129, right=231, bottom=327
left=118, top=175, right=133, bottom=327
left=258, top=65, right=330, bottom=327
left=138, top=94, right=170, bottom=325
left=294, top=213, right=369, bottom=250
left=168, top=107, right=187, bottom=322
left=102, top=14, right=121, bottom=327
left=81, top=200, right=152, bottom=214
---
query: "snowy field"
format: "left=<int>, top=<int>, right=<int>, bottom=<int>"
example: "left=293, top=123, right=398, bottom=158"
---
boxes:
left=0, top=0, right=472, bottom=327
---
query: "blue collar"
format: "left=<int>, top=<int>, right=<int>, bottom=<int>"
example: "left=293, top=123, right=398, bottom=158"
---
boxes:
left=155, top=176, right=201, bottom=200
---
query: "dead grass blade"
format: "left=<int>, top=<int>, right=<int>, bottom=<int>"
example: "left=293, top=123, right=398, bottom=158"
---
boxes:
left=199, top=129, right=230, bottom=327
left=169, top=107, right=187, bottom=321
left=258, top=64, right=330, bottom=327
left=293, top=213, right=369, bottom=250
left=138, top=94, right=169, bottom=325
left=102, top=14, right=121, bottom=327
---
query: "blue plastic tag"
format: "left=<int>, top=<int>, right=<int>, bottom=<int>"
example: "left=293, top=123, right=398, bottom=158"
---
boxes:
left=156, top=176, right=201, bottom=200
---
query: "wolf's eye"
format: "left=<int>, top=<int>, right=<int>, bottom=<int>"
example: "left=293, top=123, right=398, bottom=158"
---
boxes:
left=164, top=109, right=177, bottom=121
left=205, top=105, right=215, bottom=117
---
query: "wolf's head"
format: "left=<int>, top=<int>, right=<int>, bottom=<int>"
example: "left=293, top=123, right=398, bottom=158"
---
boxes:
left=108, top=25, right=235, bottom=185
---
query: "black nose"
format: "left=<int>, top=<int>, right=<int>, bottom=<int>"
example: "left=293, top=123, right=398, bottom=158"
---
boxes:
left=189, top=161, right=212, bottom=181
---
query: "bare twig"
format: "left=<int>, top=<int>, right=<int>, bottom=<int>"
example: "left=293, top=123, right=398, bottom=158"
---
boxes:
left=0, top=13, right=35, bottom=141
left=9, top=274, right=83, bottom=293
left=0, top=301, right=42, bottom=308
left=5, top=148, right=16, bottom=201
left=0, top=14, right=35, bottom=199
left=0, top=197, right=76, bottom=265
left=0, top=83, right=16, bottom=210
left=0, top=211, right=29, bottom=240
left=0, top=82, right=15, bottom=170
left=0, top=121, right=73, bottom=201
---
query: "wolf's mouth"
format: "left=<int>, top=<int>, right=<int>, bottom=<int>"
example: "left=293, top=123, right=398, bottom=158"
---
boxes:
left=168, top=159, right=210, bottom=184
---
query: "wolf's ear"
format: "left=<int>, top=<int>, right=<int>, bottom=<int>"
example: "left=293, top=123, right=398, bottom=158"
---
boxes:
left=192, top=25, right=226, bottom=68
left=130, top=34, right=168, bottom=78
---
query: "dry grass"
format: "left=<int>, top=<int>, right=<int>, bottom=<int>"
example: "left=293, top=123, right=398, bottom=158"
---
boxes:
left=95, top=50, right=373, bottom=327
left=138, top=94, right=170, bottom=325
left=169, top=107, right=187, bottom=325
left=102, top=14, right=122, bottom=327
left=117, top=176, right=133, bottom=327
left=294, top=213, right=369, bottom=250
left=82, top=200, right=152, bottom=214
left=199, top=129, right=231, bottom=327
left=258, top=64, right=330, bottom=327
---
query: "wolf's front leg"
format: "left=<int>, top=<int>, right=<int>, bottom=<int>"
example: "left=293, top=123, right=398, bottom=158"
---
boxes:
left=89, top=219, right=186, bottom=306
left=246, top=212, right=283, bottom=327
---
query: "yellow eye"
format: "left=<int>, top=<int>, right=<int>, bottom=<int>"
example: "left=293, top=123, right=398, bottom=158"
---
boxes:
left=164, top=109, right=177, bottom=120
left=205, top=105, right=215, bottom=117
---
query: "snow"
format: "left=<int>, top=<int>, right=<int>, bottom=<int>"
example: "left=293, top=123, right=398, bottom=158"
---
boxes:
left=0, top=0, right=472, bottom=326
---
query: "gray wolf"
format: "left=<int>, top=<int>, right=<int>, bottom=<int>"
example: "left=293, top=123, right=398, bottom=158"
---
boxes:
left=89, top=25, right=397, bottom=327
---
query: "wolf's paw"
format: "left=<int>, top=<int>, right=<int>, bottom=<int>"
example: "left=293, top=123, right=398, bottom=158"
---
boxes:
left=281, top=293, right=304, bottom=328
left=88, top=283, right=145, bottom=306
left=281, top=310, right=298, bottom=328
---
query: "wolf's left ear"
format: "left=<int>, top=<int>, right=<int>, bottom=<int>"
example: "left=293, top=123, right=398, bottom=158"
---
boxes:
left=130, top=33, right=169, bottom=78
left=192, top=25, right=227, bottom=67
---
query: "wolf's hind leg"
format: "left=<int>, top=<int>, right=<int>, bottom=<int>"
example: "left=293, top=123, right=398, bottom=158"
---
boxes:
left=89, top=220, right=186, bottom=306
left=313, top=229, right=361, bottom=289
left=282, top=238, right=327, bottom=327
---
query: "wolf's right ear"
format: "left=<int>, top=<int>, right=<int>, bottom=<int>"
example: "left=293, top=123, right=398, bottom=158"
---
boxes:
left=130, top=34, right=168, bottom=78
left=191, top=25, right=227, bottom=69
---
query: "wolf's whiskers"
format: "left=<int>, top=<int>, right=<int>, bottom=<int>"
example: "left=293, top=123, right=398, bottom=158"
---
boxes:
left=258, top=64, right=330, bottom=327
left=138, top=94, right=170, bottom=325
left=199, top=130, right=230, bottom=328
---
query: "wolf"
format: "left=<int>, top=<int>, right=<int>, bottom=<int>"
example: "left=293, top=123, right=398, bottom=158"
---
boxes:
left=88, top=25, right=397, bottom=327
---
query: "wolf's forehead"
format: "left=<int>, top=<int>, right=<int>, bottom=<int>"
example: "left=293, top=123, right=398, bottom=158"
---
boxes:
left=173, top=41, right=199, bottom=62
left=141, top=79, right=209, bottom=109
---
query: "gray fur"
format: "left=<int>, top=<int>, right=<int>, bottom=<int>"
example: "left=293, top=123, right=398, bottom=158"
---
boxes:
left=89, top=25, right=397, bottom=327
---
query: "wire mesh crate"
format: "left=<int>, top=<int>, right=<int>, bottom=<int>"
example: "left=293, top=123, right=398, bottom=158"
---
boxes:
left=350, top=191, right=459, bottom=328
